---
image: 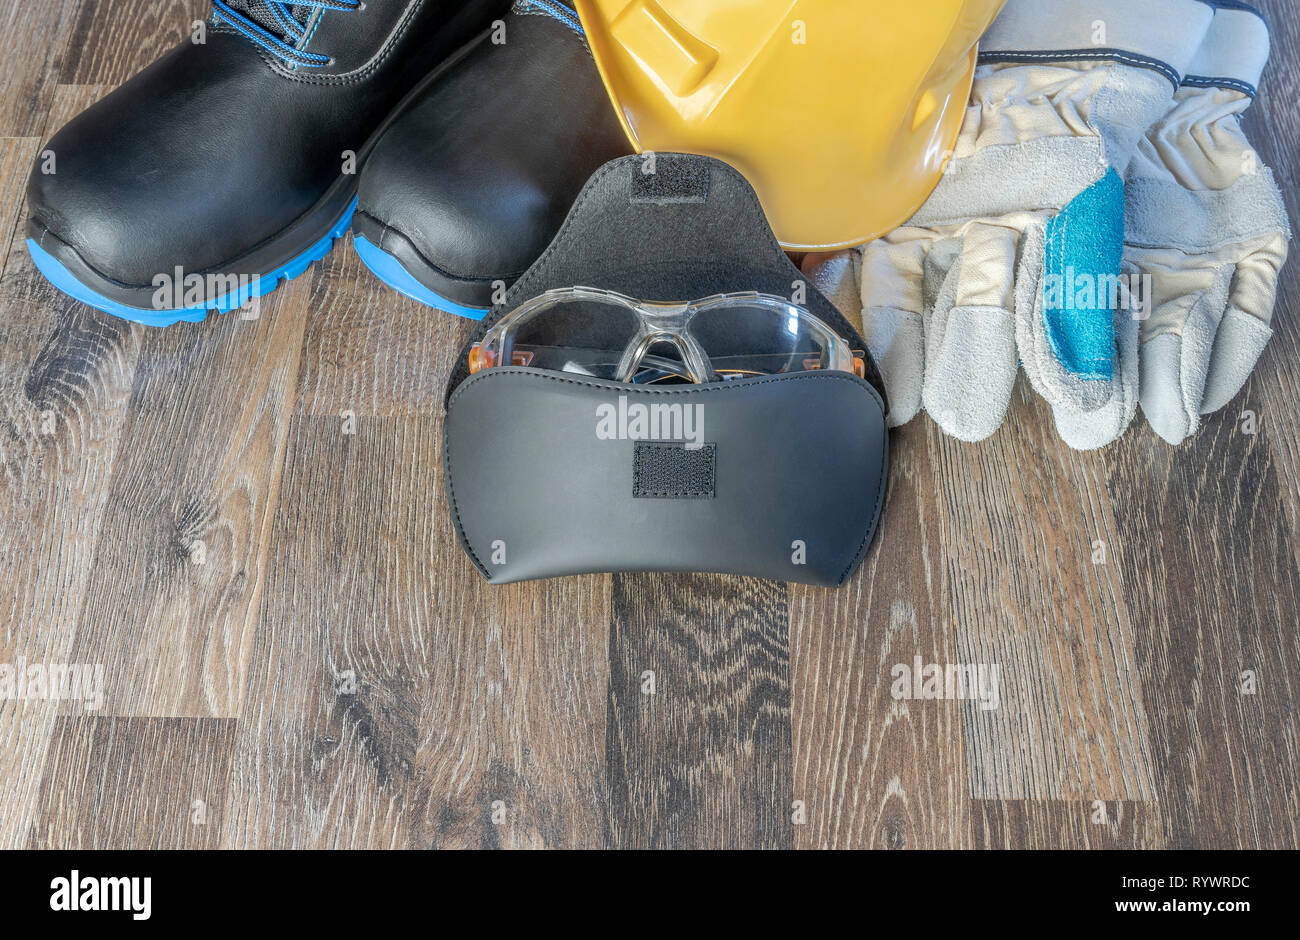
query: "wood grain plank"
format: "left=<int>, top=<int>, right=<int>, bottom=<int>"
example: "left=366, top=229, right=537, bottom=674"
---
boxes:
left=224, top=415, right=611, bottom=848
left=27, top=716, right=236, bottom=848
left=0, top=0, right=1296, bottom=851
left=1244, top=182, right=1300, bottom=544
left=1106, top=414, right=1300, bottom=849
left=791, top=420, right=971, bottom=849
left=63, top=0, right=209, bottom=89
left=225, top=244, right=611, bottom=848
left=933, top=383, right=1156, bottom=803
left=0, top=139, right=40, bottom=283
left=605, top=573, right=791, bottom=849
left=0, top=1, right=84, bottom=137
left=972, top=799, right=1162, bottom=850
left=63, top=275, right=311, bottom=718
left=0, top=131, right=140, bottom=845
left=292, top=237, right=474, bottom=419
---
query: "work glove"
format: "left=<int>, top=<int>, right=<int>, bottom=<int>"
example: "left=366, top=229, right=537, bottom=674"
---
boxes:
left=1124, top=3, right=1290, bottom=445
left=806, top=0, right=1217, bottom=447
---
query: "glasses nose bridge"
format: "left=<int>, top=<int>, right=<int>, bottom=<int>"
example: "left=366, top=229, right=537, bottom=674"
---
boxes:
left=636, top=301, right=695, bottom=332
left=617, top=324, right=713, bottom=384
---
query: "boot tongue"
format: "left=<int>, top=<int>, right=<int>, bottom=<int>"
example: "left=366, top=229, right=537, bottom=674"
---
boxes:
left=223, top=0, right=311, bottom=41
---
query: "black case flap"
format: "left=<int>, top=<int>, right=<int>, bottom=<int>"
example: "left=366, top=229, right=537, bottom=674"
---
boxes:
left=444, top=367, right=888, bottom=586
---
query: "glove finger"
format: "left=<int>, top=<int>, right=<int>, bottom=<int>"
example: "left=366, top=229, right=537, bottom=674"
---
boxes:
left=1053, top=294, right=1140, bottom=449
left=921, top=222, right=1019, bottom=442
left=1201, top=231, right=1288, bottom=414
left=802, top=248, right=924, bottom=429
left=858, top=234, right=933, bottom=427
left=1201, top=308, right=1273, bottom=416
left=1137, top=262, right=1234, bottom=444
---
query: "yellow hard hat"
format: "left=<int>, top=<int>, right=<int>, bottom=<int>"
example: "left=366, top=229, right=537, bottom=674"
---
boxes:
left=574, top=0, right=1005, bottom=250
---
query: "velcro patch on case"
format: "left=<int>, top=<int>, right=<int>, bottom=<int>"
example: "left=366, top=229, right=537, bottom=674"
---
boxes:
left=633, top=441, right=716, bottom=498
left=629, top=155, right=709, bottom=204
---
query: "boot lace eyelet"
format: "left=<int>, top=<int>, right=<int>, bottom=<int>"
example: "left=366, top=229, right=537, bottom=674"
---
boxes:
left=212, top=0, right=361, bottom=69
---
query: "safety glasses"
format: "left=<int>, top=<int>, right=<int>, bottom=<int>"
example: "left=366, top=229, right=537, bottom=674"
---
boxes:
left=468, top=287, right=866, bottom=384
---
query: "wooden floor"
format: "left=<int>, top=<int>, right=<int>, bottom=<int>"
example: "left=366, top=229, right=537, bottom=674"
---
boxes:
left=1, top=0, right=1298, bottom=850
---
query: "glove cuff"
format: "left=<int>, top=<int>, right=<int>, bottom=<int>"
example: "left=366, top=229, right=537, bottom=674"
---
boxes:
left=1184, top=2, right=1270, bottom=97
left=980, top=0, right=1216, bottom=87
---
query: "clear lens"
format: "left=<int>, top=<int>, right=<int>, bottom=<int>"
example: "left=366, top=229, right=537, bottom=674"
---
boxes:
left=687, top=300, right=838, bottom=378
left=491, top=298, right=639, bottom=380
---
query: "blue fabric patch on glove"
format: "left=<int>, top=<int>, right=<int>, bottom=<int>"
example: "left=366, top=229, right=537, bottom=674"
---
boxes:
left=1041, top=169, right=1125, bottom=380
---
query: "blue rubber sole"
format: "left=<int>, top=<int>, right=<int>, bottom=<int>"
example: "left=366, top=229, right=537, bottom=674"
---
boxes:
left=352, top=234, right=489, bottom=321
left=26, top=197, right=359, bottom=328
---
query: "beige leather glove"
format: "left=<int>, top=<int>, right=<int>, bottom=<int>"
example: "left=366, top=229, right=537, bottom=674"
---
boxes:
left=1124, top=2, right=1290, bottom=444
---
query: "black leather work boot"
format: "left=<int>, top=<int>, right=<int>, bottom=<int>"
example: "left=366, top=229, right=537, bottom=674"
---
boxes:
left=351, top=0, right=631, bottom=318
left=26, top=0, right=511, bottom=326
